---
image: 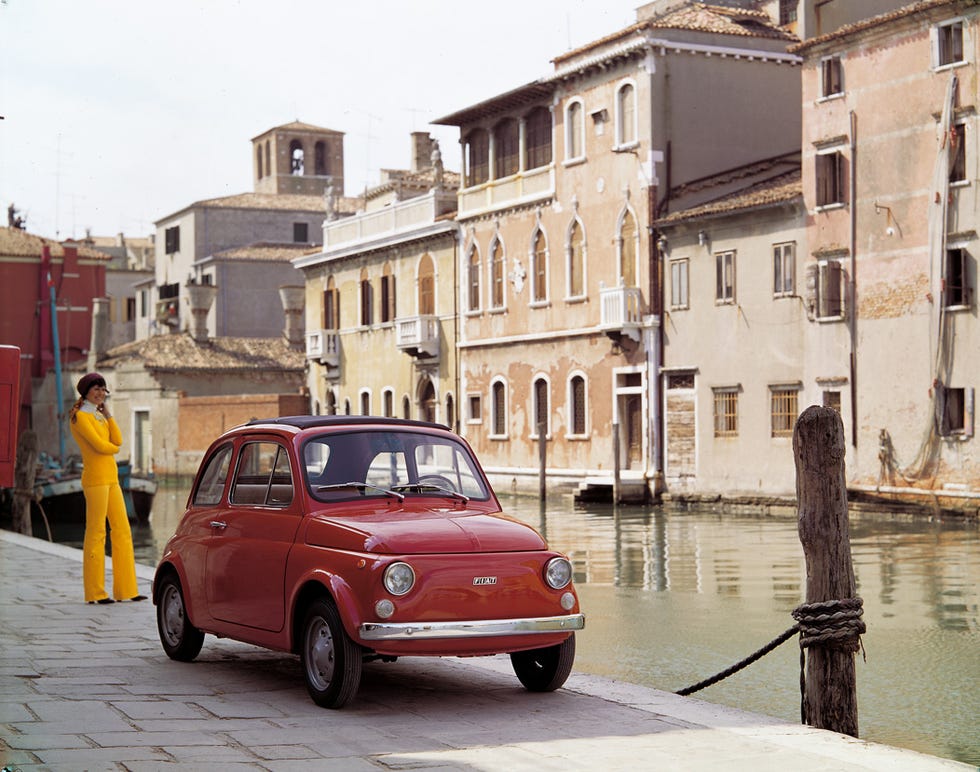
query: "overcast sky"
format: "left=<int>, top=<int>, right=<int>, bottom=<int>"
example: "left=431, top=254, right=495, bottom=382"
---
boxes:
left=0, top=0, right=642, bottom=241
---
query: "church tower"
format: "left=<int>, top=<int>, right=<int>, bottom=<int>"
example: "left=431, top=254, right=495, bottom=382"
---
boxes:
left=251, top=121, right=345, bottom=196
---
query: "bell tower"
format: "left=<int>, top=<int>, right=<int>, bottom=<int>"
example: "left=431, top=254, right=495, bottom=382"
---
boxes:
left=251, top=121, right=345, bottom=196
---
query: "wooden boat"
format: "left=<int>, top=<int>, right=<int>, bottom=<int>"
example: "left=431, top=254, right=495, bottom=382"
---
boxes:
left=34, top=458, right=157, bottom=523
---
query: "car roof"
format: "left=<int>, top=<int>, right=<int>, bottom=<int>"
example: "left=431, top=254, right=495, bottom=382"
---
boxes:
left=243, top=415, right=451, bottom=432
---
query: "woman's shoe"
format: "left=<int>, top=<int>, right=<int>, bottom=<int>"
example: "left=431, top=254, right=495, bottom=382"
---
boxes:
left=129, top=595, right=148, bottom=602
left=87, top=598, right=115, bottom=605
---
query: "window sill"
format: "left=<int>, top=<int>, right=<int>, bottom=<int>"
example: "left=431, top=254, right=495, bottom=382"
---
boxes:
left=815, top=202, right=846, bottom=213
left=529, top=300, right=551, bottom=309
left=933, top=60, right=969, bottom=73
left=565, top=433, right=590, bottom=441
left=669, top=304, right=689, bottom=312
left=816, top=314, right=846, bottom=323
left=562, top=156, right=587, bottom=168
left=816, top=92, right=845, bottom=104
left=943, top=303, right=972, bottom=313
left=489, top=434, right=510, bottom=442
left=564, top=294, right=588, bottom=304
left=613, top=140, right=639, bottom=153
left=488, top=307, right=507, bottom=315
left=465, top=310, right=483, bottom=318
left=949, top=179, right=970, bottom=189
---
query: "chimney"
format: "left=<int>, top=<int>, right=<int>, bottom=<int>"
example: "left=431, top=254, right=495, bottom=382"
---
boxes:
left=88, top=297, right=110, bottom=371
left=410, top=132, right=435, bottom=173
left=185, top=282, right=218, bottom=344
left=279, top=285, right=306, bottom=349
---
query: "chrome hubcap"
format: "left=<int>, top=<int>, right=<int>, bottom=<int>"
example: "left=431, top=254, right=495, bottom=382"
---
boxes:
left=305, top=617, right=335, bottom=690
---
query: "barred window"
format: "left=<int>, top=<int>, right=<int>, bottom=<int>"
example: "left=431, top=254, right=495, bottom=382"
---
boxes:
left=492, top=380, right=507, bottom=437
left=771, top=387, right=800, bottom=437
left=533, top=378, right=549, bottom=437
left=490, top=240, right=505, bottom=308
left=713, top=388, right=738, bottom=437
left=524, top=107, right=552, bottom=170
left=532, top=230, right=548, bottom=303
left=467, top=247, right=480, bottom=312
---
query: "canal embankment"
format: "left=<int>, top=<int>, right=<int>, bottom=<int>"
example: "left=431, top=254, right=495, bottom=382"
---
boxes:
left=1, top=529, right=972, bottom=771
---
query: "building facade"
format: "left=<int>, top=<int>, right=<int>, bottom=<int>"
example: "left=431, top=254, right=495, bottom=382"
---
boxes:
left=794, top=0, right=979, bottom=504
left=296, top=134, right=461, bottom=427
left=435, top=2, right=801, bottom=498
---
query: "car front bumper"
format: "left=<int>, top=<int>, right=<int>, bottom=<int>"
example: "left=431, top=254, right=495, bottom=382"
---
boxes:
left=359, top=613, right=585, bottom=641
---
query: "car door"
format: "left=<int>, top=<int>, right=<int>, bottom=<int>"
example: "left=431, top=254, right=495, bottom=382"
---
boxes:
left=205, top=437, right=302, bottom=632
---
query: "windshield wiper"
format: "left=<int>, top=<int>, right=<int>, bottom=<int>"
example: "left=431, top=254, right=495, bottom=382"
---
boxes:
left=391, top=483, right=469, bottom=503
left=315, top=481, right=405, bottom=501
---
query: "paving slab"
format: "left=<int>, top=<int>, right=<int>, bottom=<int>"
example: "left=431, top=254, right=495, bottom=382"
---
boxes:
left=0, top=529, right=973, bottom=771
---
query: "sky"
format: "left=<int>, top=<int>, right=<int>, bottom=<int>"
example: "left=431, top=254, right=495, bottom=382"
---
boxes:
left=0, top=0, right=642, bottom=241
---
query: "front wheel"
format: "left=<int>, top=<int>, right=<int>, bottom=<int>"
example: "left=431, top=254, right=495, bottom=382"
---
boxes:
left=156, top=574, right=204, bottom=662
left=510, top=634, right=576, bottom=692
left=300, top=597, right=362, bottom=708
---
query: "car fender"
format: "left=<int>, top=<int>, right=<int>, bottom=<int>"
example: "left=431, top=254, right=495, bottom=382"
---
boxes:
left=153, top=555, right=200, bottom=626
left=287, top=567, right=364, bottom=648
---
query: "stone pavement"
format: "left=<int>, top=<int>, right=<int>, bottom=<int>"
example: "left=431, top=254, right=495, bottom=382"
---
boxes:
left=0, top=530, right=973, bottom=771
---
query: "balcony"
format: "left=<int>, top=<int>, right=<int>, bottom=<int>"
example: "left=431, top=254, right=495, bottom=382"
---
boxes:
left=458, top=165, right=555, bottom=218
left=305, top=329, right=340, bottom=368
left=598, top=283, right=643, bottom=343
left=396, top=315, right=440, bottom=359
left=321, top=189, right=458, bottom=252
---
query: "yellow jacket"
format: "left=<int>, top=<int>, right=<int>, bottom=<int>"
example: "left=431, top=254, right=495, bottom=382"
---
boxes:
left=70, top=409, right=122, bottom=486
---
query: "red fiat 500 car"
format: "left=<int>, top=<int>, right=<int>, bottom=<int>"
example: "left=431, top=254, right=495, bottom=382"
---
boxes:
left=153, top=415, right=584, bottom=708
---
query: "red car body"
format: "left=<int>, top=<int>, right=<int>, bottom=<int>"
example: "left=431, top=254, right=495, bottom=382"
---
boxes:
left=153, top=416, right=584, bottom=707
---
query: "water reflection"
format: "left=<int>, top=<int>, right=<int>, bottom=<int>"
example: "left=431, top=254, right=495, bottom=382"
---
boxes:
left=34, top=483, right=980, bottom=766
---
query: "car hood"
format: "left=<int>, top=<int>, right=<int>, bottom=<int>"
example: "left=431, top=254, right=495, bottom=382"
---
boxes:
left=304, top=507, right=547, bottom=554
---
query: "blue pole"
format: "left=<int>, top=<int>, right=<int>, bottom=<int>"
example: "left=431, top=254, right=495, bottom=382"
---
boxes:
left=49, top=275, right=66, bottom=462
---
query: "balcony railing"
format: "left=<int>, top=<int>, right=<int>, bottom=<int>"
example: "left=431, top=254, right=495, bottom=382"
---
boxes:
left=458, top=165, right=555, bottom=217
left=305, top=329, right=340, bottom=367
left=322, top=189, right=457, bottom=251
left=599, top=283, right=643, bottom=343
left=396, top=315, right=440, bottom=358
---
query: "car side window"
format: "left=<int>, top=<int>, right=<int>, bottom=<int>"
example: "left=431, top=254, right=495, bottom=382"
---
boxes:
left=192, top=444, right=233, bottom=506
left=230, top=441, right=294, bottom=507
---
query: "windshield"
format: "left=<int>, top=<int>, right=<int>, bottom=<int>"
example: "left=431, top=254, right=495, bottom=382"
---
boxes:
left=302, top=430, right=490, bottom=502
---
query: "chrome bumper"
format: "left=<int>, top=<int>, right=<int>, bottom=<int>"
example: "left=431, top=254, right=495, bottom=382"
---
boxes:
left=359, top=613, right=585, bottom=641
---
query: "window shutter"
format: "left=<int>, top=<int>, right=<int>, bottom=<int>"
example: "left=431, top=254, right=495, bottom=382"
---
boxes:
left=966, top=387, right=975, bottom=438
left=930, top=25, right=939, bottom=68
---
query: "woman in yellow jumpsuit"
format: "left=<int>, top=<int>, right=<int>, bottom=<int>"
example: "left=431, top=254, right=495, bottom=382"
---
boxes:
left=68, top=373, right=146, bottom=604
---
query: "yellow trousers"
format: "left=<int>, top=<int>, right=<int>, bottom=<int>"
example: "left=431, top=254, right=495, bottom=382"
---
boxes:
left=82, top=482, right=139, bottom=602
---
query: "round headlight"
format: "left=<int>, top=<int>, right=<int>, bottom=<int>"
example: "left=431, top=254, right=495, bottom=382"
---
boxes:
left=375, top=599, right=395, bottom=619
left=383, top=562, right=416, bottom=596
left=545, top=557, right=573, bottom=589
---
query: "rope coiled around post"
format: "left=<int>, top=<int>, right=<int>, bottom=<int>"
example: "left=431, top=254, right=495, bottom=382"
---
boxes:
left=674, top=597, right=865, bottom=700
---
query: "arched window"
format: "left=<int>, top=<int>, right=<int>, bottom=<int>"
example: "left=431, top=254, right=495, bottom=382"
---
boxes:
left=418, top=253, right=435, bottom=315
left=467, top=245, right=481, bottom=312
left=256, top=146, right=263, bottom=179
left=490, top=240, right=505, bottom=309
left=360, top=390, right=371, bottom=416
left=491, top=379, right=507, bottom=437
left=265, top=141, right=271, bottom=177
left=323, top=276, right=340, bottom=329
left=465, top=129, right=489, bottom=186
left=289, top=139, right=304, bottom=175
left=402, top=395, right=411, bottom=420
left=567, top=220, right=585, bottom=298
left=525, top=106, right=552, bottom=170
left=359, top=268, right=373, bottom=326
left=569, top=375, right=587, bottom=435
left=533, top=377, right=549, bottom=437
left=344, top=398, right=351, bottom=416
left=383, top=389, right=394, bottom=417
left=616, top=83, right=637, bottom=146
left=493, top=118, right=519, bottom=179
left=314, top=141, right=327, bottom=175
left=565, top=100, right=584, bottom=160
left=619, top=210, right=638, bottom=287
left=531, top=229, right=548, bottom=303
left=325, top=390, right=337, bottom=416
left=380, top=262, right=396, bottom=323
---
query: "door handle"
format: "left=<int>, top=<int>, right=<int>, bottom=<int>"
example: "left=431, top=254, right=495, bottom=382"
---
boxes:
left=210, top=520, right=227, bottom=529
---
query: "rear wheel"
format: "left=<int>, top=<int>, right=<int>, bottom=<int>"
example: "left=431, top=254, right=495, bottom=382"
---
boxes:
left=510, top=634, right=576, bottom=692
left=300, top=597, right=362, bottom=708
left=156, top=574, right=204, bottom=662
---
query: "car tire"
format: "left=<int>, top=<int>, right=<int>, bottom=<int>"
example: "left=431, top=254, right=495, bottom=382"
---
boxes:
left=510, top=633, right=576, bottom=692
left=300, top=597, right=362, bottom=708
left=156, top=574, right=205, bottom=662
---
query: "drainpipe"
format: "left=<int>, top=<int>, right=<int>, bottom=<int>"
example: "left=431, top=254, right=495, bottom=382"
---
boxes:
left=849, top=111, right=858, bottom=448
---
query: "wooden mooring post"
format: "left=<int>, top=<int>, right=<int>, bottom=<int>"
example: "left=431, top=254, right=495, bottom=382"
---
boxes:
left=793, top=405, right=863, bottom=738
left=12, top=430, right=38, bottom=537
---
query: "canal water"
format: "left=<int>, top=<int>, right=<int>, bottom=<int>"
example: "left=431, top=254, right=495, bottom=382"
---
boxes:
left=35, top=483, right=980, bottom=766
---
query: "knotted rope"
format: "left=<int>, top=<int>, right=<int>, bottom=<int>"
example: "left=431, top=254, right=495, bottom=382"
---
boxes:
left=675, top=596, right=866, bottom=709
